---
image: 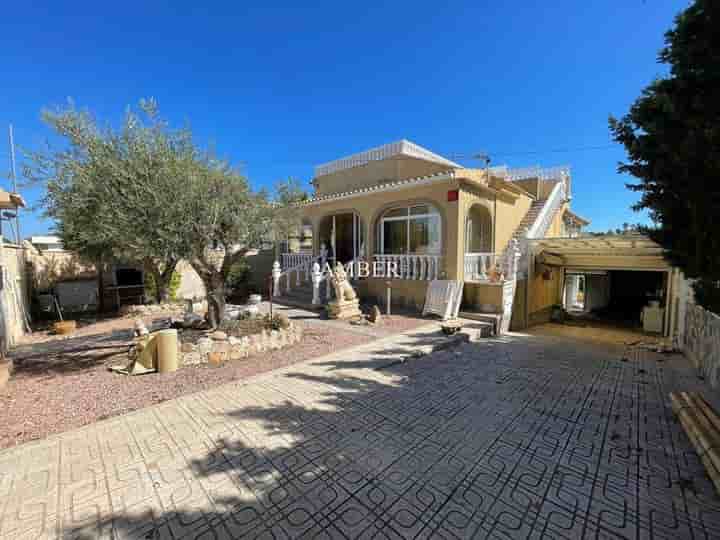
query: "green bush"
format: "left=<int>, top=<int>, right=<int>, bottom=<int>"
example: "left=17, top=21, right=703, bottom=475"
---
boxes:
left=145, top=270, right=181, bottom=302
left=693, top=278, right=720, bottom=314
left=226, top=261, right=250, bottom=290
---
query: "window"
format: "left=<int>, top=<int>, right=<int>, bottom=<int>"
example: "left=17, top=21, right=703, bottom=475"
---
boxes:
left=380, top=204, right=441, bottom=255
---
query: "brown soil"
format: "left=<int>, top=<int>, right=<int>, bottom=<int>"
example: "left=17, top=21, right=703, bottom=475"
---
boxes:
left=0, top=310, right=428, bottom=449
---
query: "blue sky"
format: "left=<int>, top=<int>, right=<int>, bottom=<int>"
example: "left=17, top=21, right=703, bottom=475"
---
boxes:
left=0, top=0, right=688, bottom=236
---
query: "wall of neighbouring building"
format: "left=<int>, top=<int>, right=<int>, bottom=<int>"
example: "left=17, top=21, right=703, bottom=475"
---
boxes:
left=244, top=249, right=276, bottom=295
left=683, top=303, right=720, bottom=387
left=175, top=260, right=206, bottom=300
left=0, top=244, right=31, bottom=350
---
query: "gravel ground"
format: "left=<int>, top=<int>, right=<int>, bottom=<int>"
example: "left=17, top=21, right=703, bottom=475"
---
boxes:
left=0, top=309, right=428, bottom=449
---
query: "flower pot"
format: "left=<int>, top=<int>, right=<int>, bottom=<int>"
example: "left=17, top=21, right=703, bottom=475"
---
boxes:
left=53, top=320, right=77, bottom=335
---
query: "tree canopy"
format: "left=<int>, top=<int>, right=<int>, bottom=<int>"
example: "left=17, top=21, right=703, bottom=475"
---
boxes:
left=26, top=100, right=301, bottom=323
left=609, top=0, right=720, bottom=311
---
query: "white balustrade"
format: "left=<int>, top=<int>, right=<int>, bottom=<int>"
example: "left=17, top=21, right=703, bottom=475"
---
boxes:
left=271, top=261, right=281, bottom=297
left=281, top=252, right=314, bottom=276
left=372, top=254, right=442, bottom=281
left=464, top=253, right=495, bottom=281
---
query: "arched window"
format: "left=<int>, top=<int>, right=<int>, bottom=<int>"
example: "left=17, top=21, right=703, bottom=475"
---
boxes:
left=379, top=204, right=441, bottom=255
left=466, top=204, right=493, bottom=253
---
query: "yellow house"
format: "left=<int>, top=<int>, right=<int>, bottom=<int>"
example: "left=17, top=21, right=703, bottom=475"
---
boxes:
left=275, top=140, right=588, bottom=332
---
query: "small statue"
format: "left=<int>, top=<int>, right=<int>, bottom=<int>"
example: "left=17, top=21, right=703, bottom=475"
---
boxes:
left=331, top=263, right=358, bottom=302
left=327, top=263, right=361, bottom=320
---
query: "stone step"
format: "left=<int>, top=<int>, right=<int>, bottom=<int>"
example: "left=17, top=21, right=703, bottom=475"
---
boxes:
left=459, top=311, right=502, bottom=336
left=272, top=296, right=324, bottom=311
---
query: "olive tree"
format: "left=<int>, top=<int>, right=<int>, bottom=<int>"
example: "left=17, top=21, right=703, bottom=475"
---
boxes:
left=26, top=100, right=196, bottom=306
left=183, top=158, right=275, bottom=328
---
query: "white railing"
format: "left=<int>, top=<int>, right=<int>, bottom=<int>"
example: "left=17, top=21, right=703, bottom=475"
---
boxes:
left=373, top=254, right=442, bottom=280
left=464, top=253, right=495, bottom=281
left=281, top=252, right=314, bottom=274
left=526, top=180, right=566, bottom=239
left=315, top=140, right=460, bottom=177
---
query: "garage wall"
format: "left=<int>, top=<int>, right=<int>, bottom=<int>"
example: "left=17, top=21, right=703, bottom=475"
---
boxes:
left=527, top=264, right=563, bottom=325
left=585, top=274, right=610, bottom=311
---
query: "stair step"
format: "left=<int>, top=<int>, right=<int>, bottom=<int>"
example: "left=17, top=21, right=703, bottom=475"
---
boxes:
left=459, top=312, right=502, bottom=335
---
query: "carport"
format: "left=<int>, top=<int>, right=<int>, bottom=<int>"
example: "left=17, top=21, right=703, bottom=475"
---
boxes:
left=528, top=234, right=685, bottom=339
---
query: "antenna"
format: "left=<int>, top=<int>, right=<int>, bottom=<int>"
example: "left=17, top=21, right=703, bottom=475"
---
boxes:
left=8, top=125, right=20, bottom=244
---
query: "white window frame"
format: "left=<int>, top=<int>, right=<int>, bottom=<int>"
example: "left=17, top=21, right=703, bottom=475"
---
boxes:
left=379, top=204, right=442, bottom=255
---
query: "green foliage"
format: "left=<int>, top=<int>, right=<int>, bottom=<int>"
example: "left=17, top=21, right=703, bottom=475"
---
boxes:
left=225, top=261, right=250, bottom=290
left=692, top=279, right=720, bottom=314
left=25, top=98, right=301, bottom=323
left=609, top=0, right=720, bottom=311
left=145, top=270, right=181, bottom=302
left=271, top=178, right=309, bottom=242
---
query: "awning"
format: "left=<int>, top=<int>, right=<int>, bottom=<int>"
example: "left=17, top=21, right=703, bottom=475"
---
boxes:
left=531, top=234, right=671, bottom=271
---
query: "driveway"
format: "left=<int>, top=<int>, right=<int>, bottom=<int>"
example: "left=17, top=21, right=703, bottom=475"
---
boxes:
left=1, top=328, right=719, bottom=539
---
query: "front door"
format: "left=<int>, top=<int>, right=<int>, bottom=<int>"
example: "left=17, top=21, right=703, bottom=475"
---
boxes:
left=320, top=213, right=364, bottom=266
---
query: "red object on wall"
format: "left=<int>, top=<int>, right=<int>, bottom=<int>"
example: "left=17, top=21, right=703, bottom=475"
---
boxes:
left=447, top=189, right=459, bottom=202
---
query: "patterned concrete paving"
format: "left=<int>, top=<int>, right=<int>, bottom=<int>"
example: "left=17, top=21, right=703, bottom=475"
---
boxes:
left=1, top=325, right=720, bottom=539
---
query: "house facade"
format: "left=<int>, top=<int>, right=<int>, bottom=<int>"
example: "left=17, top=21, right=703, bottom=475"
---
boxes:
left=276, top=140, right=588, bottom=331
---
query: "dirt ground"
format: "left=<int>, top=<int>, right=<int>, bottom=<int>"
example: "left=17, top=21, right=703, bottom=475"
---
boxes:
left=0, top=306, right=429, bottom=449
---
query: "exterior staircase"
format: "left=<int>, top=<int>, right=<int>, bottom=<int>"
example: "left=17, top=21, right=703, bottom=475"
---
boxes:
left=462, top=180, right=564, bottom=334
left=497, top=197, right=546, bottom=264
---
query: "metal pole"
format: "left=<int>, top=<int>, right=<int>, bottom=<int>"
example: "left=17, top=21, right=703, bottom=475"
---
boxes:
left=8, top=125, right=20, bottom=244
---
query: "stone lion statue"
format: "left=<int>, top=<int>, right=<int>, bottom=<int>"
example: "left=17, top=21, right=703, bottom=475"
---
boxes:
left=331, top=263, right=357, bottom=302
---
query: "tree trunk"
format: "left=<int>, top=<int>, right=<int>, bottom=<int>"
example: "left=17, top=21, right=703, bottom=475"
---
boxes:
left=148, top=260, right=177, bottom=304
left=207, top=282, right=226, bottom=329
left=97, top=255, right=106, bottom=313
left=155, top=267, right=176, bottom=304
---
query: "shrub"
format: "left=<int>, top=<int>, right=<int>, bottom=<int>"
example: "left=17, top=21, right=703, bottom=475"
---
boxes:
left=145, top=270, right=181, bottom=302
left=226, top=261, right=250, bottom=290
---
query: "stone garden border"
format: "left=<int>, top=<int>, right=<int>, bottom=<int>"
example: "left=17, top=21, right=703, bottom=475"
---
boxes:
left=180, top=322, right=303, bottom=366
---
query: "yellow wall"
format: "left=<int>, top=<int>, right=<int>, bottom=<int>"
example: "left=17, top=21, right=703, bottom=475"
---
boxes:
left=314, top=158, right=451, bottom=196
left=458, top=184, right=533, bottom=258
left=357, top=279, right=429, bottom=310
left=301, top=178, right=464, bottom=279
left=545, top=202, right=568, bottom=237
left=494, top=192, right=533, bottom=254
left=462, top=283, right=503, bottom=312
left=527, top=263, right=563, bottom=325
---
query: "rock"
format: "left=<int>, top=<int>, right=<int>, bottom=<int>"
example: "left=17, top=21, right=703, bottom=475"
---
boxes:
left=212, top=341, right=231, bottom=354
left=230, top=348, right=246, bottom=361
left=369, top=305, right=383, bottom=324
left=225, top=309, right=241, bottom=320
left=243, top=305, right=260, bottom=318
left=208, top=351, right=226, bottom=366
left=182, top=352, right=203, bottom=366
left=228, top=336, right=242, bottom=346
left=183, top=313, right=204, bottom=328
left=134, top=319, right=149, bottom=337
left=276, top=312, right=291, bottom=329
left=197, top=337, right=213, bottom=355
left=211, top=331, right=228, bottom=341
left=0, top=358, right=12, bottom=388
left=181, top=342, right=195, bottom=353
